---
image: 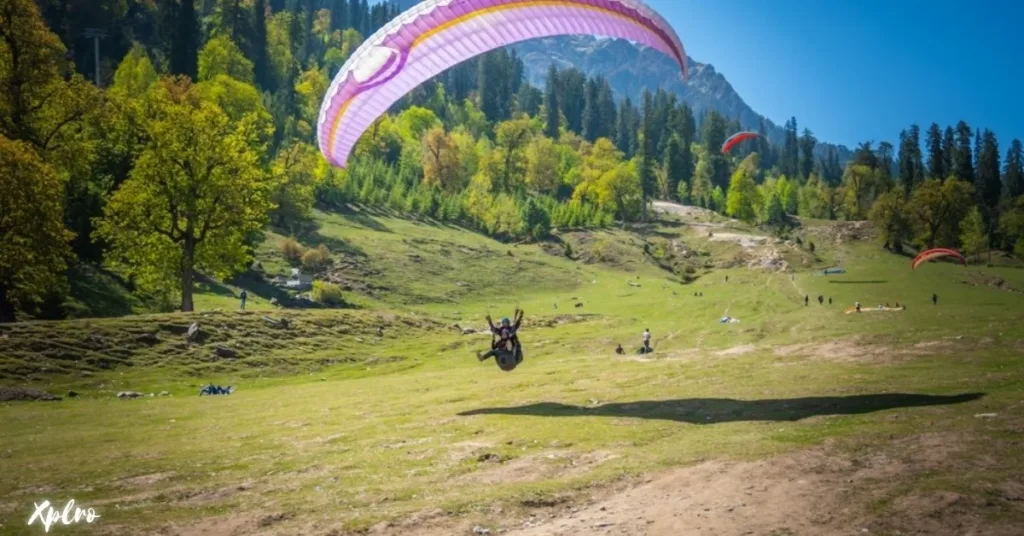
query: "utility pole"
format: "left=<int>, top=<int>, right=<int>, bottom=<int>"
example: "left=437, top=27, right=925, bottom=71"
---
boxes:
left=83, top=28, right=106, bottom=87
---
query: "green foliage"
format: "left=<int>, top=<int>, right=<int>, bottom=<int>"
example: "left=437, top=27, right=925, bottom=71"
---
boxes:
left=840, top=164, right=878, bottom=220
left=96, top=78, right=272, bottom=311
left=311, top=280, right=343, bottom=305
left=0, top=136, right=73, bottom=321
left=198, top=35, right=254, bottom=83
left=960, top=206, right=987, bottom=262
left=726, top=154, right=762, bottom=223
left=868, top=189, right=910, bottom=251
left=905, top=177, right=975, bottom=249
left=111, top=44, right=158, bottom=97
left=270, top=142, right=323, bottom=230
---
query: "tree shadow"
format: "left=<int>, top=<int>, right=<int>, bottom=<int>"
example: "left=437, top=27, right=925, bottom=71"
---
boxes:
left=458, top=393, right=984, bottom=425
left=338, top=205, right=394, bottom=233
left=827, top=280, right=889, bottom=284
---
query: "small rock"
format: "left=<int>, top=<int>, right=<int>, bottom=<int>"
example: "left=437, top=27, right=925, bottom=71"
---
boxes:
left=594, top=522, right=614, bottom=528
left=462, top=328, right=477, bottom=335
left=186, top=322, right=200, bottom=341
left=67, top=390, right=79, bottom=398
left=158, top=391, right=170, bottom=396
left=473, top=526, right=491, bottom=535
left=975, top=413, right=998, bottom=418
left=117, top=391, right=143, bottom=399
left=215, top=346, right=238, bottom=359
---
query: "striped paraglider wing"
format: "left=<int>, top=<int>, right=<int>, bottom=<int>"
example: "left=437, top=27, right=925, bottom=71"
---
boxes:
left=318, top=0, right=688, bottom=168
left=911, top=248, right=966, bottom=270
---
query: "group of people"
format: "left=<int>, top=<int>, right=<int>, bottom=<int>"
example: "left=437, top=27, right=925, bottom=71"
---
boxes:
left=805, top=295, right=833, bottom=306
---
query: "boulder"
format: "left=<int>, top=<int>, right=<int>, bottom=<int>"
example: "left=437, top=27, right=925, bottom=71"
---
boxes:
left=215, top=346, right=238, bottom=359
left=117, top=391, right=143, bottom=399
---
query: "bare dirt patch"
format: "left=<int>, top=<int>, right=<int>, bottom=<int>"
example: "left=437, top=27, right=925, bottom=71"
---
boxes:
left=773, top=338, right=958, bottom=364
left=715, top=344, right=757, bottom=357
left=458, top=450, right=619, bottom=485
left=494, top=433, right=1020, bottom=536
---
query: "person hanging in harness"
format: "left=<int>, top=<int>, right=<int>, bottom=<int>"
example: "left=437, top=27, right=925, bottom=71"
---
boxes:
left=477, top=309, right=524, bottom=363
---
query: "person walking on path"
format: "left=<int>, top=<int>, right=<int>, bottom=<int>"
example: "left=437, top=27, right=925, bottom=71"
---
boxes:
left=642, top=329, right=652, bottom=352
left=932, top=293, right=938, bottom=305
left=239, top=289, right=248, bottom=311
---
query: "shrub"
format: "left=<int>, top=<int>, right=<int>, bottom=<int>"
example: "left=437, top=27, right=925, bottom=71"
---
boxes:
left=311, top=280, right=344, bottom=306
left=301, top=244, right=331, bottom=271
left=280, top=237, right=305, bottom=264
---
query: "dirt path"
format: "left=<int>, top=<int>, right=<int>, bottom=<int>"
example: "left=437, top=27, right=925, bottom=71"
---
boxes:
left=494, top=433, right=1021, bottom=536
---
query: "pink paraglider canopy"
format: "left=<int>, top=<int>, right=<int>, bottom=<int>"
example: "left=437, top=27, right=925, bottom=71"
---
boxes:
left=317, top=0, right=688, bottom=168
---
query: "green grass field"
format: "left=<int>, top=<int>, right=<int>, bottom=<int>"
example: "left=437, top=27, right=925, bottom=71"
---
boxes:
left=1, top=206, right=1022, bottom=535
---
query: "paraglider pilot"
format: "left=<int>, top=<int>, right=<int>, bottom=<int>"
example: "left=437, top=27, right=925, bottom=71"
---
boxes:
left=478, top=309, right=524, bottom=362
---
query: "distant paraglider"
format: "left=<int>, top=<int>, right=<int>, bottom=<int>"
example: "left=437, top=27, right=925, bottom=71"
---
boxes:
left=721, top=131, right=761, bottom=154
left=317, top=0, right=688, bottom=168
left=911, top=248, right=966, bottom=270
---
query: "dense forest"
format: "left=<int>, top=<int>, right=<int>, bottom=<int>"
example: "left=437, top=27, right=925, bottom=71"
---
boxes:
left=2, top=0, right=1024, bottom=321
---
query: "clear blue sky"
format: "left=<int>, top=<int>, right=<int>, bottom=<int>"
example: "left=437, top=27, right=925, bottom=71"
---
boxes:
left=649, top=0, right=1024, bottom=149
left=379, top=0, right=1023, bottom=149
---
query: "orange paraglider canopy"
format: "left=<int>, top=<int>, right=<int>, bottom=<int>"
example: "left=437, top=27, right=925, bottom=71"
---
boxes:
left=721, top=131, right=760, bottom=154
left=911, top=248, right=966, bottom=270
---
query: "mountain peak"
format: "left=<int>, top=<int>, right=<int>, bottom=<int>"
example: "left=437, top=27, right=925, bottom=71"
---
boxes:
left=510, top=36, right=850, bottom=162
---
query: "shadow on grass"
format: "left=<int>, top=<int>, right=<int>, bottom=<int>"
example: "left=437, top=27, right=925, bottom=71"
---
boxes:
left=827, top=280, right=889, bottom=284
left=458, top=393, right=984, bottom=425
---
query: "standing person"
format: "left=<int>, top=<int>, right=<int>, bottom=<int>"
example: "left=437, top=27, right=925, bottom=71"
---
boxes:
left=828, top=297, right=832, bottom=305
left=239, top=289, right=247, bottom=311
left=855, top=301, right=861, bottom=312
left=932, top=293, right=938, bottom=305
left=804, top=295, right=809, bottom=306
left=642, top=328, right=652, bottom=352
left=818, top=295, right=824, bottom=305
left=725, top=275, right=729, bottom=283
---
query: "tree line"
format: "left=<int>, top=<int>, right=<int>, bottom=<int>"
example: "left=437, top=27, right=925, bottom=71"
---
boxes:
left=3, top=0, right=1023, bottom=322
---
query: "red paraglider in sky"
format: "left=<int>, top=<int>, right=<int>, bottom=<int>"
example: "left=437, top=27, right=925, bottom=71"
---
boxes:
left=721, top=131, right=761, bottom=154
left=911, top=248, right=966, bottom=270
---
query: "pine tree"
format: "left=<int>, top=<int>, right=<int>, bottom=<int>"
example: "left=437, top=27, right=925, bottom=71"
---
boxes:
left=251, top=0, right=271, bottom=90
left=331, top=0, right=349, bottom=32
left=942, top=125, right=956, bottom=177
left=954, top=121, right=974, bottom=182
left=974, top=127, right=982, bottom=172
left=639, top=90, right=656, bottom=219
left=597, top=78, right=617, bottom=142
left=615, top=97, right=633, bottom=155
left=877, top=141, right=895, bottom=187
left=543, top=65, right=559, bottom=139
left=558, top=69, right=585, bottom=134
left=925, top=123, right=945, bottom=179
left=170, top=0, right=200, bottom=79
left=582, top=78, right=600, bottom=142
left=798, top=128, right=816, bottom=181
left=1003, top=139, right=1024, bottom=198
left=663, top=134, right=686, bottom=200
left=976, top=129, right=1001, bottom=211
left=781, top=117, right=799, bottom=178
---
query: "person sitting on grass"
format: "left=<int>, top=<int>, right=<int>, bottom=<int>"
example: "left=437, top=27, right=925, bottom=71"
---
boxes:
left=477, top=309, right=524, bottom=362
